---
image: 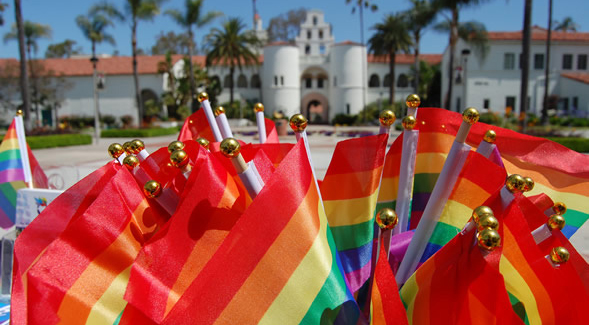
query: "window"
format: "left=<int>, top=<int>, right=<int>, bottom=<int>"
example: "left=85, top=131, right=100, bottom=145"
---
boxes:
left=346, top=103, right=350, bottom=115
left=483, top=99, right=490, bottom=109
left=250, top=74, right=261, bottom=88
left=573, top=97, right=579, bottom=111
left=368, top=74, right=380, bottom=88
left=223, top=75, right=233, bottom=88
left=383, top=74, right=391, bottom=87
left=333, top=76, right=337, bottom=87
left=397, top=74, right=409, bottom=88
left=280, top=76, right=284, bottom=86
left=505, top=96, right=516, bottom=111
left=319, top=30, right=323, bottom=39
left=305, top=78, right=312, bottom=88
left=578, top=54, right=587, bottom=70
left=534, top=53, right=544, bottom=70
left=563, top=54, right=573, bottom=70
left=313, top=16, right=317, bottom=25
left=562, top=97, right=570, bottom=112
left=305, top=45, right=311, bottom=55
left=319, top=45, right=326, bottom=55
left=504, top=53, right=515, bottom=70
left=237, top=74, right=247, bottom=88
left=274, top=76, right=278, bottom=86
left=307, top=31, right=311, bottom=39
left=317, top=78, right=324, bottom=88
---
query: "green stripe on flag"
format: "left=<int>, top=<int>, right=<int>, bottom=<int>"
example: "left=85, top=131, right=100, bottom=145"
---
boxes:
left=0, top=149, right=21, bottom=162
left=330, top=220, right=373, bottom=251
left=428, top=222, right=460, bottom=247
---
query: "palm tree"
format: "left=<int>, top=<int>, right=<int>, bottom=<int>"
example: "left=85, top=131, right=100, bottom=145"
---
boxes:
left=165, top=0, right=221, bottom=112
left=431, top=0, right=489, bottom=110
left=554, top=17, right=579, bottom=32
left=0, top=2, right=7, bottom=26
left=10, top=0, right=31, bottom=129
left=205, top=18, right=259, bottom=104
left=404, top=0, right=437, bottom=95
left=4, top=20, right=52, bottom=126
left=367, top=13, right=412, bottom=105
left=520, top=0, right=532, bottom=132
left=93, top=0, right=166, bottom=127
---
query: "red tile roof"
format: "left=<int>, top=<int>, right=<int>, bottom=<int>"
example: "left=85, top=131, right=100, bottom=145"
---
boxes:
left=561, top=72, right=589, bottom=84
left=488, top=26, right=589, bottom=42
left=333, top=40, right=364, bottom=46
left=368, top=54, right=442, bottom=65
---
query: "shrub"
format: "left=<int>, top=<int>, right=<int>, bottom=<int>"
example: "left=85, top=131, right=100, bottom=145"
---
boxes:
left=479, top=112, right=503, bottom=125
left=120, top=115, right=133, bottom=128
left=101, top=127, right=178, bottom=138
left=100, top=115, right=116, bottom=128
left=26, top=134, right=92, bottom=149
left=546, top=137, right=589, bottom=153
left=332, top=114, right=357, bottom=125
left=59, top=115, right=94, bottom=129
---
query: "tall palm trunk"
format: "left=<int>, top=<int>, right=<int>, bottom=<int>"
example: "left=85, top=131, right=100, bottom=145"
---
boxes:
left=229, top=65, right=235, bottom=104
left=520, top=0, right=532, bottom=132
left=26, top=44, right=39, bottom=127
left=14, top=0, right=31, bottom=129
left=445, top=7, right=459, bottom=111
left=541, top=0, right=553, bottom=124
left=131, top=19, right=143, bottom=128
left=388, top=50, right=396, bottom=105
left=92, top=41, right=100, bottom=144
left=414, top=32, right=420, bottom=95
left=187, top=28, right=198, bottom=112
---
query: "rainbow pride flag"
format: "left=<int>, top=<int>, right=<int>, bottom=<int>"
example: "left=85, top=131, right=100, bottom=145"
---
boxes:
left=320, top=134, right=388, bottom=294
left=156, top=140, right=362, bottom=324
left=0, top=120, right=29, bottom=228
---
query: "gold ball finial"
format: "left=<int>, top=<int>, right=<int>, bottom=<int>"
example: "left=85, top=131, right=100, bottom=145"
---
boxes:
left=402, top=115, right=417, bottom=130
left=16, top=109, right=23, bottom=116
left=143, top=180, right=162, bottom=198
left=214, top=106, right=226, bottom=117
left=379, top=110, right=396, bottom=127
left=477, top=215, right=499, bottom=231
left=167, top=141, right=185, bottom=153
left=254, top=102, right=264, bottom=113
left=553, top=202, right=567, bottom=215
left=375, top=208, right=398, bottom=230
left=477, top=228, right=501, bottom=251
left=170, top=150, right=189, bottom=168
left=129, top=139, right=145, bottom=154
left=289, top=114, right=308, bottom=132
left=122, top=155, right=140, bottom=170
left=197, top=92, right=209, bottom=102
left=550, top=246, right=570, bottom=264
left=196, top=137, right=210, bottom=150
left=462, top=107, right=480, bottom=125
left=472, top=206, right=494, bottom=224
left=483, top=130, right=496, bottom=144
left=406, top=94, right=421, bottom=108
left=108, top=143, right=125, bottom=159
left=547, top=214, right=566, bottom=231
left=506, top=174, right=526, bottom=193
left=123, top=141, right=133, bottom=154
left=523, top=177, right=535, bottom=192
left=220, top=138, right=241, bottom=158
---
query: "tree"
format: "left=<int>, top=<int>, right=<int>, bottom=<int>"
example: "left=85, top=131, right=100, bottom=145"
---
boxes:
left=0, top=2, right=7, bottom=26
left=151, top=31, right=195, bottom=55
left=367, top=13, right=412, bottom=105
left=554, top=16, right=579, bottom=32
left=44, top=39, right=82, bottom=58
left=205, top=18, right=260, bottom=104
left=520, top=0, right=531, bottom=132
left=266, top=8, right=306, bottom=43
left=409, top=60, right=440, bottom=106
left=403, top=0, right=437, bottom=96
left=9, top=0, right=31, bottom=129
left=93, top=0, right=167, bottom=127
left=166, top=0, right=221, bottom=112
left=431, top=0, right=490, bottom=110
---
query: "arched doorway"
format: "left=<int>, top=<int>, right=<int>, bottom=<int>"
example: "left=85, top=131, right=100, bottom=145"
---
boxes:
left=141, top=88, right=160, bottom=120
left=301, top=92, right=329, bottom=124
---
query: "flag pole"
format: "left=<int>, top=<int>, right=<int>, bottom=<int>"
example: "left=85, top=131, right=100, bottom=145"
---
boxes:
left=220, top=138, right=264, bottom=199
left=197, top=92, right=223, bottom=142
left=14, top=110, right=33, bottom=188
left=396, top=108, right=480, bottom=285
left=476, top=130, right=497, bottom=158
left=254, top=103, right=267, bottom=144
left=214, top=106, right=234, bottom=139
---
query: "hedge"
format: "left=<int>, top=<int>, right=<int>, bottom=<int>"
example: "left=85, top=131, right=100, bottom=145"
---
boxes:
left=546, top=137, right=589, bottom=153
left=101, top=127, right=179, bottom=138
left=27, top=134, right=93, bottom=149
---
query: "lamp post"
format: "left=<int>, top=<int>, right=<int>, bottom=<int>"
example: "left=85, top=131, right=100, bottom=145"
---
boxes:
left=461, top=49, right=471, bottom=111
left=91, top=56, right=100, bottom=145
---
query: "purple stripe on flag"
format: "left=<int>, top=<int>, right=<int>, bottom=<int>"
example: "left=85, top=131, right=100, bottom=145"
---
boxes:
left=345, top=259, right=372, bottom=293
left=411, top=192, right=431, bottom=214
left=0, top=168, right=25, bottom=183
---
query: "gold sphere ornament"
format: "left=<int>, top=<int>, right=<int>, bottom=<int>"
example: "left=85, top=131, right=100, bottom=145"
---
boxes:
left=289, top=114, right=308, bottom=132
left=477, top=228, right=501, bottom=251
left=477, top=215, right=499, bottom=231
left=123, top=155, right=139, bottom=170
left=506, top=174, right=526, bottom=193
left=214, top=106, right=226, bottom=117
left=483, top=130, right=496, bottom=144
left=143, top=180, right=162, bottom=199
left=462, top=107, right=480, bottom=125
left=254, top=102, right=264, bottom=113
left=123, top=141, right=133, bottom=154
left=375, top=208, right=398, bottom=230
left=197, top=92, right=209, bottom=102
left=196, top=137, right=210, bottom=150
left=406, top=94, right=421, bottom=108
left=472, top=206, right=494, bottom=224
left=553, top=202, right=567, bottom=215
left=547, top=214, right=566, bottom=231
left=129, top=139, right=145, bottom=154
left=220, top=138, right=241, bottom=158
left=402, top=115, right=417, bottom=130
left=523, top=177, right=535, bottom=192
left=167, top=141, right=185, bottom=153
left=379, top=110, right=396, bottom=127
left=107, top=143, right=124, bottom=158
left=16, top=109, right=23, bottom=116
left=170, top=150, right=189, bottom=168
left=550, top=246, right=570, bottom=264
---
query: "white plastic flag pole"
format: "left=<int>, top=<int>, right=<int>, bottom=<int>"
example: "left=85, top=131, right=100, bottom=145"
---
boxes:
left=475, top=130, right=497, bottom=158
left=254, top=103, right=267, bottom=144
left=126, top=139, right=149, bottom=162
left=14, top=111, right=33, bottom=188
left=214, top=106, right=234, bottom=139
left=197, top=92, right=223, bottom=142
left=393, top=116, right=418, bottom=236
left=396, top=108, right=480, bottom=285
left=220, top=138, right=264, bottom=199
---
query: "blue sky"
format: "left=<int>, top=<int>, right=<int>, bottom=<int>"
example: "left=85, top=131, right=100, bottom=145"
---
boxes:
left=1, top=0, right=586, bottom=59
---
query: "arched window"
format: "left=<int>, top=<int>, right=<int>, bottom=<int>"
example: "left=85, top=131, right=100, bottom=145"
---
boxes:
left=383, top=74, right=391, bottom=87
left=368, top=74, right=380, bottom=88
left=224, top=75, right=233, bottom=88
left=397, top=74, right=408, bottom=88
left=237, top=74, right=248, bottom=88
left=250, top=74, right=261, bottom=88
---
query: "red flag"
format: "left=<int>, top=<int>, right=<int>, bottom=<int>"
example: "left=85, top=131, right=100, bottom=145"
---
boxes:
left=264, top=117, right=279, bottom=143
left=178, top=109, right=215, bottom=143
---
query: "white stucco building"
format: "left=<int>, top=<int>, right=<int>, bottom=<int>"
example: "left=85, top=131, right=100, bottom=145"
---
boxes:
left=443, top=26, right=589, bottom=116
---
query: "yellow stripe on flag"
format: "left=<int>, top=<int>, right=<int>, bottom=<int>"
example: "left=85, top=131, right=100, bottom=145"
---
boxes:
left=324, top=190, right=379, bottom=227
